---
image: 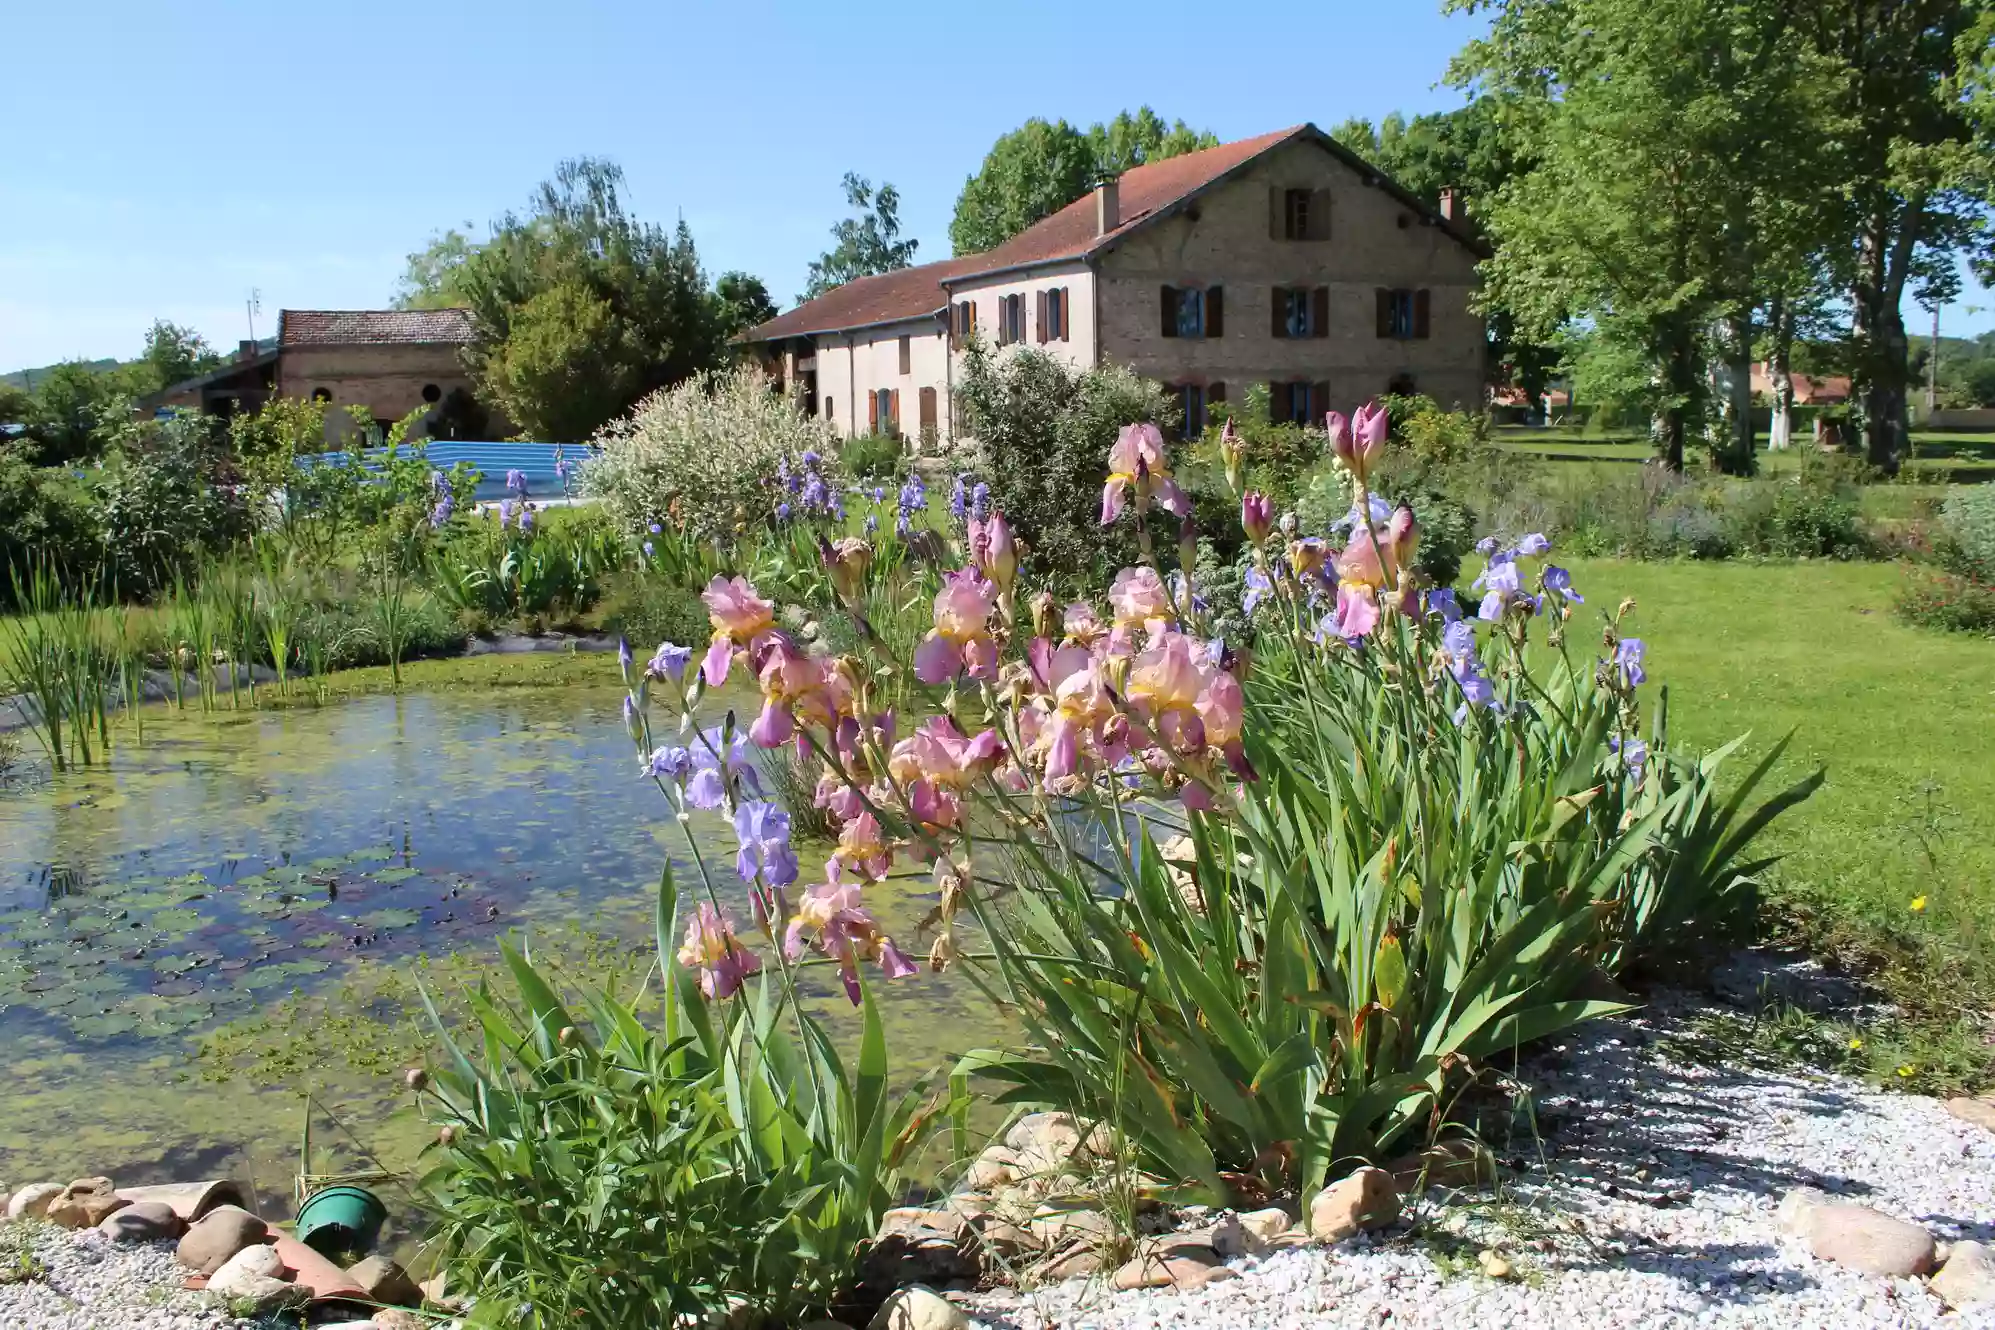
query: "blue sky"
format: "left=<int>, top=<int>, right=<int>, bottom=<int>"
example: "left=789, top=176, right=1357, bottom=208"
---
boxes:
left=1, top=0, right=1988, bottom=372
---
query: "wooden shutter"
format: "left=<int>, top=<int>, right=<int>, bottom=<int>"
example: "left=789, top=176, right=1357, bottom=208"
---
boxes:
left=890, top=389, right=901, bottom=435
left=1205, top=286, right=1224, bottom=338
left=1414, top=289, right=1433, bottom=339
left=1312, top=287, right=1330, bottom=339
left=1376, top=289, right=1393, bottom=339
left=1312, top=381, right=1330, bottom=424
left=1160, top=286, right=1178, bottom=338
left=1310, top=189, right=1333, bottom=240
left=919, top=386, right=937, bottom=431
left=868, top=391, right=878, bottom=431
left=1060, top=287, right=1072, bottom=341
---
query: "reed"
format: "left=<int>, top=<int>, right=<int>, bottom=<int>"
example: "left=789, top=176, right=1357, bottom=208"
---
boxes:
left=0, top=566, right=116, bottom=770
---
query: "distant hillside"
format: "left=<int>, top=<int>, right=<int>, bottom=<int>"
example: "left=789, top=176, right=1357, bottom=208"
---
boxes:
left=2, top=358, right=122, bottom=390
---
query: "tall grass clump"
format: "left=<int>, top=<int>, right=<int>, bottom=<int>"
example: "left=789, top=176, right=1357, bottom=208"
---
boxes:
left=1, top=567, right=118, bottom=770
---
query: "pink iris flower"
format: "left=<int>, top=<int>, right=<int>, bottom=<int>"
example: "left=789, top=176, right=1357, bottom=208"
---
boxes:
left=1334, top=582, right=1381, bottom=639
left=913, top=569, right=999, bottom=686
left=1101, top=423, right=1191, bottom=525
left=700, top=575, right=776, bottom=686
left=785, top=862, right=916, bottom=1003
left=677, top=902, right=761, bottom=999
left=1109, top=566, right=1172, bottom=629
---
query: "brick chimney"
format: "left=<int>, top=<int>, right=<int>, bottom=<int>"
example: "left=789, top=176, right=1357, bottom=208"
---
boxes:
left=1438, top=187, right=1460, bottom=222
left=237, top=339, right=258, bottom=363
left=1094, top=177, right=1120, bottom=236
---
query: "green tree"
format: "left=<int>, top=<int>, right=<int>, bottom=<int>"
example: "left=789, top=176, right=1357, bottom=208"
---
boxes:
left=802, top=174, right=918, bottom=301
left=29, top=360, right=125, bottom=465
left=713, top=271, right=779, bottom=341
left=949, top=108, right=1220, bottom=256
left=1450, top=0, right=1851, bottom=470
left=453, top=158, right=726, bottom=442
left=394, top=226, right=481, bottom=310
left=136, top=320, right=220, bottom=393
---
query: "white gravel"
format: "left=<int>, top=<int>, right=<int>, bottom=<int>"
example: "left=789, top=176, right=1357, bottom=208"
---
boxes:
left=0, top=1222, right=251, bottom=1330
left=962, top=987, right=1995, bottom=1330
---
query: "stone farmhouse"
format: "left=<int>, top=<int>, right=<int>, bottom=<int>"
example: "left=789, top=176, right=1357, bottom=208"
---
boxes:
left=149, top=308, right=506, bottom=443
left=743, top=123, right=1488, bottom=447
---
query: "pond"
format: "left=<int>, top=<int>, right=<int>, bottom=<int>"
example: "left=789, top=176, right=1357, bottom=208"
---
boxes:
left=0, top=677, right=1006, bottom=1212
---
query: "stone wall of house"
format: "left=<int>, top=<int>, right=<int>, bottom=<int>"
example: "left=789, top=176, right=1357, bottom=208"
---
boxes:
left=1095, top=138, right=1486, bottom=414
left=276, top=343, right=504, bottom=442
left=812, top=319, right=956, bottom=448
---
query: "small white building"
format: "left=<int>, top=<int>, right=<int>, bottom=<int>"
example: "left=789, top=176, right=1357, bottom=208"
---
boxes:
left=743, top=123, right=1487, bottom=447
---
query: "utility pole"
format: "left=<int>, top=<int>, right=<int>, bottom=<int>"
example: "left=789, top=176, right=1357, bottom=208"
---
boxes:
left=246, top=288, right=262, bottom=347
left=1928, top=299, right=1940, bottom=417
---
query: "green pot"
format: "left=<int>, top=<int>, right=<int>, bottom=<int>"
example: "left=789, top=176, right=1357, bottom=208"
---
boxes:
left=295, top=1184, right=388, bottom=1257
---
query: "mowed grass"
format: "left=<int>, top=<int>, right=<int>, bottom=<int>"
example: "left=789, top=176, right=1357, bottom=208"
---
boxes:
left=1491, top=425, right=1995, bottom=483
left=1565, top=557, right=1995, bottom=1018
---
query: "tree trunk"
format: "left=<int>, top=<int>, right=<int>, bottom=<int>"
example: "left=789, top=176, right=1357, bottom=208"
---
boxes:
left=1712, top=309, right=1757, bottom=475
left=1851, top=198, right=1922, bottom=476
left=1768, top=296, right=1794, bottom=450
left=1653, top=321, right=1701, bottom=472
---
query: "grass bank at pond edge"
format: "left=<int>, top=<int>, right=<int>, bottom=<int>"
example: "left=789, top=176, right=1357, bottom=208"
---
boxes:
left=1568, top=557, right=1995, bottom=1088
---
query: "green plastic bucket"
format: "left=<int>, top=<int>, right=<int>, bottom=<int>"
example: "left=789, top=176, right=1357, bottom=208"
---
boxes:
left=294, top=1184, right=387, bottom=1257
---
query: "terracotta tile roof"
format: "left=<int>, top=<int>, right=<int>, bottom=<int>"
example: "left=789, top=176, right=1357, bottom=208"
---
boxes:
left=279, top=308, right=475, bottom=346
left=743, top=124, right=1479, bottom=342
left=743, top=257, right=989, bottom=341
left=954, top=126, right=1310, bottom=280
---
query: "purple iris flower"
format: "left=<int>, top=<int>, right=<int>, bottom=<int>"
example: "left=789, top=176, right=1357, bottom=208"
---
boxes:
left=895, top=511, right=912, bottom=539
left=431, top=469, right=450, bottom=495
left=1243, top=567, right=1274, bottom=614
left=1543, top=565, right=1582, bottom=602
left=506, top=468, right=528, bottom=497
left=1332, top=495, right=1394, bottom=534
left=428, top=496, right=454, bottom=530
left=642, top=540, right=655, bottom=557
left=649, top=522, right=663, bottom=534
left=776, top=502, right=792, bottom=521
left=683, top=729, right=762, bottom=810
left=949, top=475, right=969, bottom=521
left=647, top=641, right=692, bottom=682
left=732, top=800, right=799, bottom=887
left=801, top=449, right=821, bottom=468
left=1426, top=587, right=1462, bottom=622
left=1610, top=735, right=1649, bottom=777
left=872, top=486, right=885, bottom=503
left=1475, top=536, right=1502, bottom=556
left=1514, top=532, right=1550, bottom=556
left=970, top=482, right=990, bottom=521
left=518, top=505, right=536, bottom=533
left=898, top=476, right=927, bottom=516
left=1442, top=620, right=1503, bottom=722
left=865, top=514, right=879, bottom=535
left=644, top=745, right=693, bottom=780
left=622, top=695, right=643, bottom=742
left=1615, top=638, right=1647, bottom=687
left=618, top=637, right=634, bottom=673
left=498, top=499, right=518, bottom=528
left=801, top=474, right=828, bottom=511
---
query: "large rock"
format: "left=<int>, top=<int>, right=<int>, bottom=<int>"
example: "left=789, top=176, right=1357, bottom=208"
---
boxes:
left=208, top=1242, right=302, bottom=1312
left=176, top=1204, right=271, bottom=1275
left=1309, top=1167, right=1400, bottom=1243
left=347, top=1254, right=423, bottom=1307
left=1945, top=1098, right=1995, bottom=1135
left=1933, top=1240, right=1995, bottom=1307
left=868, top=1285, right=969, bottom=1330
left=1775, top=1186, right=1829, bottom=1236
left=1237, top=1207, right=1298, bottom=1248
left=6, top=1183, right=64, bottom=1221
left=1110, top=1243, right=1228, bottom=1290
left=113, top=1180, right=247, bottom=1223
left=1027, top=1203, right=1115, bottom=1248
left=1802, top=1203, right=1936, bottom=1277
left=860, top=1210, right=978, bottom=1292
left=45, top=1177, right=128, bottom=1229
left=98, top=1200, right=183, bottom=1242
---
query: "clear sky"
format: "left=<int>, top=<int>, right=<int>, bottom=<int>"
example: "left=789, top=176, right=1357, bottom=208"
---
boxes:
left=2, top=0, right=1989, bottom=373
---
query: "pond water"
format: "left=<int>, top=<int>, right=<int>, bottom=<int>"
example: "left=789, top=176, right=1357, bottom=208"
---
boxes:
left=0, top=682, right=1005, bottom=1210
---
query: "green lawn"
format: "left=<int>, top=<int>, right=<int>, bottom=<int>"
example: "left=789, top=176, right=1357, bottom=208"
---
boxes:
left=1491, top=424, right=1995, bottom=483
left=1566, top=557, right=1995, bottom=1025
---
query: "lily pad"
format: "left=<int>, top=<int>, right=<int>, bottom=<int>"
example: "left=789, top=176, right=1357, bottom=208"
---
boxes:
left=148, top=908, right=206, bottom=936
left=356, top=908, right=422, bottom=931
left=371, top=867, right=420, bottom=885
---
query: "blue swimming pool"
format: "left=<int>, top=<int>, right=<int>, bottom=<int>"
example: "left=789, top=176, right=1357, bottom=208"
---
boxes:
left=299, top=440, right=596, bottom=502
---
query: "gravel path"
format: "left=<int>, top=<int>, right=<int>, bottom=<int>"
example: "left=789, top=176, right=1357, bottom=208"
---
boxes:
left=963, top=990, right=1995, bottom=1330
left=0, top=1222, right=250, bottom=1330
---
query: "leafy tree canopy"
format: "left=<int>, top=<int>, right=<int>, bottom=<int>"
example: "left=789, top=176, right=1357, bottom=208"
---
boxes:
left=137, top=320, right=220, bottom=393
left=802, top=174, right=918, bottom=302
left=714, top=271, right=780, bottom=340
left=394, top=226, right=481, bottom=310
left=451, top=158, right=727, bottom=441
left=949, top=108, right=1219, bottom=256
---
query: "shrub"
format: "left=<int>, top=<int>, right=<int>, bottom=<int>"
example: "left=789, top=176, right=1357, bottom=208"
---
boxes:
left=596, top=568, right=709, bottom=651
left=581, top=365, right=838, bottom=541
left=958, top=339, right=1173, bottom=586
left=95, top=412, right=253, bottom=596
left=0, top=448, right=100, bottom=600
left=839, top=432, right=905, bottom=480
left=1939, top=485, right=1995, bottom=582
left=1894, top=567, right=1995, bottom=634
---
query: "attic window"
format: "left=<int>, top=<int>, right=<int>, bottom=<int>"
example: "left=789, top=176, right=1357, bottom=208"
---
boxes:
left=421, top=383, right=442, bottom=404
left=310, top=388, right=332, bottom=403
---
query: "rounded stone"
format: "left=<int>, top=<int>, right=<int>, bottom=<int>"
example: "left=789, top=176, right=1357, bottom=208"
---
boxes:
left=868, top=1285, right=969, bottom=1330
left=6, top=1182, right=64, bottom=1221
left=176, top=1204, right=271, bottom=1276
left=1308, top=1166, right=1400, bottom=1243
left=1801, top=1203, right=1936, bottom=1277
left=1932, top=1238, right=1995, bottom=1307
left=97, top=1199, right=183, bottom=1242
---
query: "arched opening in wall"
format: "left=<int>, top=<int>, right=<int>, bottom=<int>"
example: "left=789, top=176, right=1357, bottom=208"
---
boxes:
left=421, top=383, right=442, bottom=404
left=310, top=387, right=333, bottom=403
left=1387, top=374, right=1417, bottom=398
